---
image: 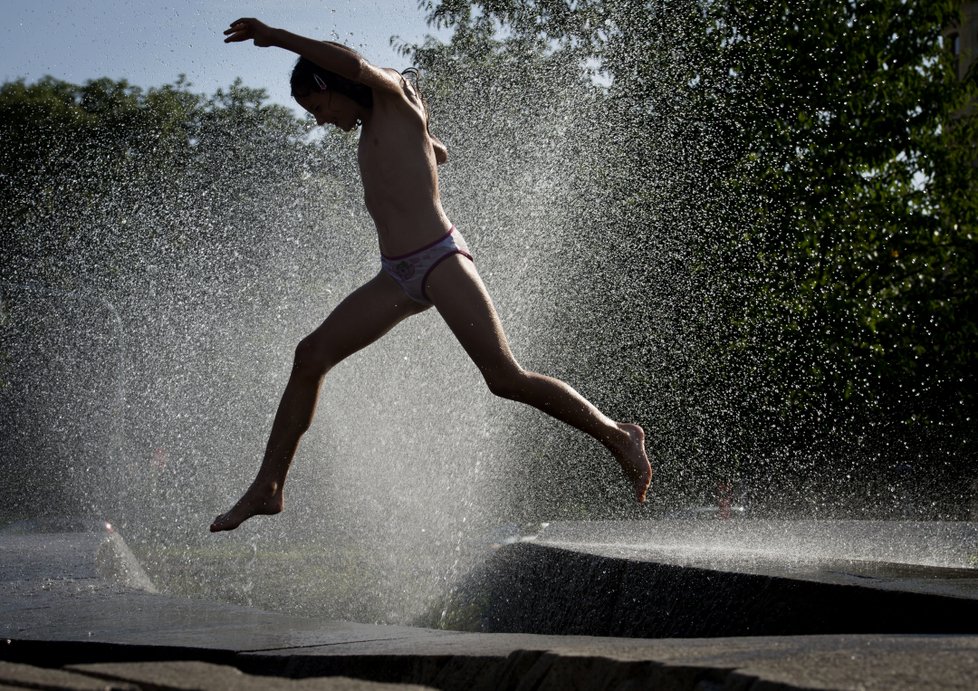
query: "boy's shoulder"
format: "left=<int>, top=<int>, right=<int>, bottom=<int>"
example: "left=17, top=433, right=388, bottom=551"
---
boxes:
left=370, top=70, right=426, bottom=122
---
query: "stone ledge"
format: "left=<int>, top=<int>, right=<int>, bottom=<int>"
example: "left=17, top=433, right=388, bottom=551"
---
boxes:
left=4, top=524, right=978, bottom=690
left=472, top=540, right=978, bottom=637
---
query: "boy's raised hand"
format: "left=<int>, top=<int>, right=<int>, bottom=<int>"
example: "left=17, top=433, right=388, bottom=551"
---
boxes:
left=224, top=18, right=274, bottom=46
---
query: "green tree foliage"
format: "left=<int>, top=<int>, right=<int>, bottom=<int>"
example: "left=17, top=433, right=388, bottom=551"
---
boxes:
left=423, top=0, right=978, bottom=515
left=0, top=76, right=312, bottom=289
left=712, top=0, right=978, bottom=511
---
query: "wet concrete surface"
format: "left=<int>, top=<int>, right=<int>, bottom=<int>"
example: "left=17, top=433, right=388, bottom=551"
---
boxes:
left=530, top=520, right=978, bottom=601
left=532, top=519, right=978, bottom=569
left=476, top=521, right=978, bottom=637
left=2, top=522, right=978, bottom=690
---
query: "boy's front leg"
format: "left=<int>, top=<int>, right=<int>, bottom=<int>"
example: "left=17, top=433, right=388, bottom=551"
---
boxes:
left=209, top=478, right=284, bottom=532
left=209, top=367, right=320, bottom=533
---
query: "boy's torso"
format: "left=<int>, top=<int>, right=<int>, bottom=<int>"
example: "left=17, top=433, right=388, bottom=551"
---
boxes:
left=357, top=79, right=451, bottom=256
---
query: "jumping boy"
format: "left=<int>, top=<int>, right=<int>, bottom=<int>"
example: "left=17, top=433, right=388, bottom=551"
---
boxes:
left=210, top=17, right=652, bottom=532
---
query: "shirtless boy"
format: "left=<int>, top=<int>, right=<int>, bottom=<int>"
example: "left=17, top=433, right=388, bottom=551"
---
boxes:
left=210, top=17, right=651, bottom=533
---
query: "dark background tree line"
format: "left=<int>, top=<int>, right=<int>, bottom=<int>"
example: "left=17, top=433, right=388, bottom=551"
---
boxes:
left=2, top=0, right=976, bottom=521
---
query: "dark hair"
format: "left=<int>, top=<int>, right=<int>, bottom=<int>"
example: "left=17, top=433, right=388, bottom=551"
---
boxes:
left=290, top=56, right=373, bottom=109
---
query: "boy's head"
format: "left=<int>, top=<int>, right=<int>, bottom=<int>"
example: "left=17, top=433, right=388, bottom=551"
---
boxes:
left=290, top=57, right=373, bottom=109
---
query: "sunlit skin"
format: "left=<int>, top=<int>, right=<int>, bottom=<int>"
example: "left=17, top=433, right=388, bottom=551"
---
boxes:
left=210, top=17, right=652, bottom=533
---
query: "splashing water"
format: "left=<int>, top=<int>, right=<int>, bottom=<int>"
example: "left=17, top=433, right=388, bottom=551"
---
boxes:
left=2, top=7, right=972, bottom=625
left=0, top=57, right=655, bottom=623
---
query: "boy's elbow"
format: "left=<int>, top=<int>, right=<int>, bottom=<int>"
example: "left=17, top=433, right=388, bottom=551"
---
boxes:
left=350, top=55, right=371, bottom=83
left=431, top=135, right=448, bottom=164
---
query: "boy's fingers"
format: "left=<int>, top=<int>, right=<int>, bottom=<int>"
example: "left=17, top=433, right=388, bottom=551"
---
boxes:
left=223, top=28, right=250, bottom=42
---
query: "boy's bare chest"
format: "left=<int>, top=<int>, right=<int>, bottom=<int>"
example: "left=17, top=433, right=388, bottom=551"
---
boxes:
left=357, top=127, right=433, bottom=199
left=357, top=134, right=395, bottom=186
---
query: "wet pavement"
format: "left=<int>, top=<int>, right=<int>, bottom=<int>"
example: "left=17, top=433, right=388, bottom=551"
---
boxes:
left=476, top=520, right=978, bottom=638
left=2, top=522, right=978, bottom=690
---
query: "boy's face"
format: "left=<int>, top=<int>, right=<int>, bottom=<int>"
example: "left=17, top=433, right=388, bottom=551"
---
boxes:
left=296, top=91, right=360, bottom=132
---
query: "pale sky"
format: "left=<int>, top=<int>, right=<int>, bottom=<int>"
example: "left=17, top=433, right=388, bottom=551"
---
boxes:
left=1, top=0, right=452, bottom=111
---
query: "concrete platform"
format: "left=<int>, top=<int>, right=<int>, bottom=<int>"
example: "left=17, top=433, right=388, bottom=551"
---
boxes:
left=475, top=520, right=978, bottom=637
left=2, top=523, right=978, bottom=690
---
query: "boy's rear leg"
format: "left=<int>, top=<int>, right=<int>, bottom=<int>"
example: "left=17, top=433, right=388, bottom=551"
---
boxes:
left=426, top=256, right=653, bottom=503
left=614, top=422, right=652, bottom=503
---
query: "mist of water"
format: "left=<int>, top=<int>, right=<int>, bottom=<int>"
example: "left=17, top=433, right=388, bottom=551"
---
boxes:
left=2, top=9, right=969, bottom=625
left=0, top=54, right=656, bottom=624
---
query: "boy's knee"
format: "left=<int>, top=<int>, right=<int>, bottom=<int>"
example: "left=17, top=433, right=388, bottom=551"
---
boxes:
left=293, top=335, right=332, bottom=378
left=484, top=365, right=529, bottom=400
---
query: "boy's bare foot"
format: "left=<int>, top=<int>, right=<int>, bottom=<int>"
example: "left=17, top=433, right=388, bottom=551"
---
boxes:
left=615, top=423, right=653, bottom=503
left=209, top=482, right=284, bottom=532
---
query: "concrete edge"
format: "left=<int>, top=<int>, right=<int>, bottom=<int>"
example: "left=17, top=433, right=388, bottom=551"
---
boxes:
left=6, top=525, right=978, bottom=690
left=0, top=638, right=812, bottom=691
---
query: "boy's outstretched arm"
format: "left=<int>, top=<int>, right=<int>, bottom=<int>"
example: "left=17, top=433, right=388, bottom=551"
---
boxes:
left=223, top=18, right=403, bottom=94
